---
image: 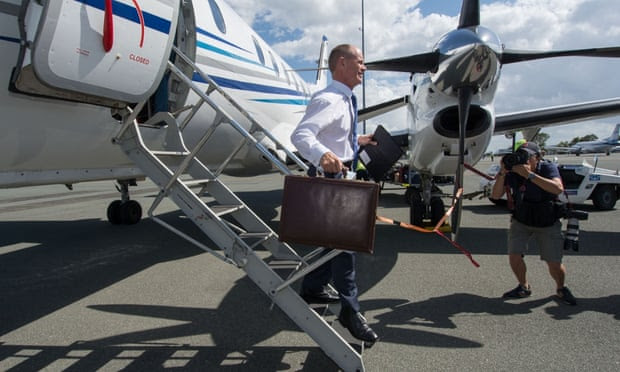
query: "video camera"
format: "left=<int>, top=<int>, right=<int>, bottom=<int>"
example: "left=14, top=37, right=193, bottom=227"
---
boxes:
left=501, top=149, right=529, bottom=171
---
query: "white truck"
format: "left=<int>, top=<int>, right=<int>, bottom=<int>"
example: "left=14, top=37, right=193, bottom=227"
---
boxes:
left=479, top=159, right=620, bottom=210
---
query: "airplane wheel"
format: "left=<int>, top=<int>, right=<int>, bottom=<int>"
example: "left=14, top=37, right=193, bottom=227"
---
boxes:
left=409, top=191, right=424, bottom=226
left=404, top=187, right=415, bottom=205
left=120, top=200, right=142, bottom=225
left=107, top=200, right=123, bottom=225
left=430, top=197, right=445, bottom=226
left=592, top=184, right=617, bottom=210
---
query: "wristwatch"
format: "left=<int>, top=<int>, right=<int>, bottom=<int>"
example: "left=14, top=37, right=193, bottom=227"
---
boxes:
left=527, top=172, right=536, bottom=181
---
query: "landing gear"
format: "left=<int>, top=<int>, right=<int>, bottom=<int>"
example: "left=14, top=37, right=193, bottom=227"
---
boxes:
left=430, top=196, right=445, bottom=226
left=405, top=175, right=447, bottom=228
left=407, top=187, right=424, bottom=226
left=107, top=179, right=143, bottom=225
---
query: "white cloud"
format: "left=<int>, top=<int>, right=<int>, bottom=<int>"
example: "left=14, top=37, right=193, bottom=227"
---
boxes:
left=225, top=0, right=620, bottom=150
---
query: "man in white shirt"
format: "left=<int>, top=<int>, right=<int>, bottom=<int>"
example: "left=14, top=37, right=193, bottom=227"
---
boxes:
left=290, top=44, right=378, bottom=343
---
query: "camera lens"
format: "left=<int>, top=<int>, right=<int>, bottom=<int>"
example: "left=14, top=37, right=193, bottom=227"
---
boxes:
left=563, top=218, right=580, bottom=251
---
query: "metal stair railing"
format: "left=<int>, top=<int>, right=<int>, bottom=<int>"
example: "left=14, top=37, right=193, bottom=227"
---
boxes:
left=170, top=45, right=308, bottom=176
left=111, top=48, right=365, bottom=371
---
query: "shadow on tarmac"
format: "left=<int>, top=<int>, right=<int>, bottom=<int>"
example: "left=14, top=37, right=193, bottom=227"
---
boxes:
left=1, top=187, right=619, bottom=370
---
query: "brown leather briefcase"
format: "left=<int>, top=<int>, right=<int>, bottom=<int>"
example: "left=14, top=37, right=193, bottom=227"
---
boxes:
left=279, top=175, right=380, bottom=254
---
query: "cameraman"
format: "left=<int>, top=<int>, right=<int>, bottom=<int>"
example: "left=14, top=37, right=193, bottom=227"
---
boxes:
left=491, top=142, right=577, bottom=305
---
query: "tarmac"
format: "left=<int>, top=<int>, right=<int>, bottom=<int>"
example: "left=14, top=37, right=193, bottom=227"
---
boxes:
left=1, top=154, right=619, bottom=371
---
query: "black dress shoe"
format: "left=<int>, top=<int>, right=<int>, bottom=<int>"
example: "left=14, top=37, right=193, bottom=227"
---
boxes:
left=339, top=306, right=379, bottom=343
left=300, top=287, right=339, bottom=304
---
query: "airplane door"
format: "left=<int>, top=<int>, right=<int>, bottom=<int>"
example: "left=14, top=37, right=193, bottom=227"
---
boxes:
left=27, top=0, right=179, bottom=105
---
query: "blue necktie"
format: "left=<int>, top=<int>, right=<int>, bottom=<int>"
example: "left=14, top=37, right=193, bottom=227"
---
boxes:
left=351, top=94, right=358, bottom=170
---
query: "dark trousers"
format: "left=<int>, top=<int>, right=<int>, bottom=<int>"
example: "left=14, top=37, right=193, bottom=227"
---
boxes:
left=302, top=165, right=360, bottom=312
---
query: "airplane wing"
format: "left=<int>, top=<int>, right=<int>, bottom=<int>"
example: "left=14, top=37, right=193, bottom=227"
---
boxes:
left=358, top=95, right=409, bottom=122
left=494, top=97, right=620, bottom=135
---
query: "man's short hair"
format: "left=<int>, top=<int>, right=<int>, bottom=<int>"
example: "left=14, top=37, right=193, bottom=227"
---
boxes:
left=328, top=44, right=356, bottom=72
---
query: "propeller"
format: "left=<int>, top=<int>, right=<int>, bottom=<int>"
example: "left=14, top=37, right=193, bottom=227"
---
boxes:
left=458, top=0, right=479, bottom=29
left=364, top=0, right=480, bottom=74
left=364, top=52, right=440, bottom=74
left=501, top=46, right=620, bottom=64
left=451, top=87, right=473, bottom=241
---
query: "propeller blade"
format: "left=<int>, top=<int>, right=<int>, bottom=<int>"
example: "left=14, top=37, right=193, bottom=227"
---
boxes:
left=451, top=87, right=473, bottom=241
left=501, top=46, right=620, bottom=64
left=458, top=0, right=480, bottom=29
left=365, top=52, right=440, bottom=73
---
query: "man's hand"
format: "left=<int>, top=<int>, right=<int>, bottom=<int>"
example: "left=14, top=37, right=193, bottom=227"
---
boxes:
left=358, top=133, right=377, bottom=146
left=319, top=152, right=344, bottom=173
left=511, top=164, right=532, bottom=179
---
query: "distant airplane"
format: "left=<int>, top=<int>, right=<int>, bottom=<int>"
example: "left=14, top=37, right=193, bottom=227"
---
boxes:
left=547, top=123, right=620, bottom=155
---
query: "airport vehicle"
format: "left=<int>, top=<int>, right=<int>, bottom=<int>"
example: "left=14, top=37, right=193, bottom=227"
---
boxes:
left=479, top=159, right=620, bottom=210
left=547, top=123, right=620, bottom=155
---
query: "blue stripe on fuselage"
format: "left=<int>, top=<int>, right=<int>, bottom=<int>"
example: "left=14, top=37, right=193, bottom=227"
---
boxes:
left=75, top=0, right=172, bottom=34
left=193, top=73, right=308, bottom=105
left=196, top=27, right=249, bottom=53
left=253, top=98, right=311, bottom=105
left=197, top=41, right=263, bottom=68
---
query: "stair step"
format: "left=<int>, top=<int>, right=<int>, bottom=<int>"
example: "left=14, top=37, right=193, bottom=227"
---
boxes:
left=152, top=150, right=190, bottom=156
left=210, top=204, right=244, bottom=217
left=183, top=178, right=214, bottom=187
left=238, top=231, right=274, bottom=239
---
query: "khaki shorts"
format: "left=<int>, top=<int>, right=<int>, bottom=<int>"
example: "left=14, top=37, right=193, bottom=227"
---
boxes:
left=507, top=218, right=564, bottom=262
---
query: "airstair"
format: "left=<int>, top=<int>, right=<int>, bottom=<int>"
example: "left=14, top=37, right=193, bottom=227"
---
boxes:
left=112, top=46, right=365, bottom=371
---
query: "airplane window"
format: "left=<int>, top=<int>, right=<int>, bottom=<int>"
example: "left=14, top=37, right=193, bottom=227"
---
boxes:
left=269, top=51, right=280, bottom=76
left=209, top=0, right=226, bottom=34
left=253, top=36, right=265, bottom=65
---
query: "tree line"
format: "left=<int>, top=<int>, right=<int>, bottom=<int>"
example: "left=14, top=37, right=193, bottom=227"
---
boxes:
left=533, top=132, right=598, bottom=148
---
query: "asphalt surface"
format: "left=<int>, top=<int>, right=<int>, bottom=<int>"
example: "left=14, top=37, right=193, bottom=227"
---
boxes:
left=1, top=154, right=619, bottom=371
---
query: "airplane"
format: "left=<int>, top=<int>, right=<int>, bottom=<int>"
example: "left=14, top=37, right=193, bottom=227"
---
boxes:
left=2, top=0, right=619, bottom=234
left=546, top=123, right=620, bottom=155
left=1, top=1, right=620, bottom=369
left=0, top=0, right=329, bottom=224
left=1, top=2, right=376, bottom=369
left=359, top=0, right=620, bottom=238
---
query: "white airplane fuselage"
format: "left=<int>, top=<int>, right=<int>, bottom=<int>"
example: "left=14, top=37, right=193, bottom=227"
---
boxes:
left=0, top=0, right=312, bottom=188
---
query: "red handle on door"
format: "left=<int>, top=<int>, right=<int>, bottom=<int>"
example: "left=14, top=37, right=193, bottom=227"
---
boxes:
left=103, top=0, right=114, bottom=52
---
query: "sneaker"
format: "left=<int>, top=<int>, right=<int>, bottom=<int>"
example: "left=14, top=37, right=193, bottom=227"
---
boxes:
left=502, top=284, right=532, bottom=299
left=556, top=286, right=577, bottom=305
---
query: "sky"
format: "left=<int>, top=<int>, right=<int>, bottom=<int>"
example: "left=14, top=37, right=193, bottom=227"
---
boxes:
left=225, top=0, right=620, bottom=152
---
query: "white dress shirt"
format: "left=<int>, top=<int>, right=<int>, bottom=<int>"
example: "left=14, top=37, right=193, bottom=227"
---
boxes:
left=290, top=81, right=357, bottom=167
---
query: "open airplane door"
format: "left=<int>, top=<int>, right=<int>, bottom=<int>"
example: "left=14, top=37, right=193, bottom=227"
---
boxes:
left=13, top=0, right=179, bottom=107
